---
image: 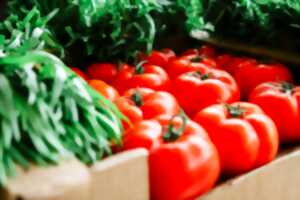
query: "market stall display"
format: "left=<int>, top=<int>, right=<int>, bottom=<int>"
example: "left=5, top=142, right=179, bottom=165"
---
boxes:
left=1, top=0, right=300, bottom=200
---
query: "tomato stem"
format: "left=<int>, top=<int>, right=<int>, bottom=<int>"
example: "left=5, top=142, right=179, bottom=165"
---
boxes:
left=163, top=115, right=187, bottom=142
left=135, top=61, right=147, bottom=74
left=190, top=55, right=203, bottom=63
left=225, top=104, right=245, bottom=118
left=116, top=60, right=123, bottom=70
left=281, top=82, right=293, bottom=94
left=190, top=71, right=210, bottom=80
left=131, top=91, right=143, bottom=107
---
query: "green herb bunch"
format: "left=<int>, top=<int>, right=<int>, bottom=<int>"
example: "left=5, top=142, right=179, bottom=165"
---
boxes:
left=0, top=9, right=123, bottom=185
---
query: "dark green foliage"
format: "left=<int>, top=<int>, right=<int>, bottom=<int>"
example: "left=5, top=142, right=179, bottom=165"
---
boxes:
left=193, top=0, right=300, bottom=50
left=7, top=0, right=168, bottom=64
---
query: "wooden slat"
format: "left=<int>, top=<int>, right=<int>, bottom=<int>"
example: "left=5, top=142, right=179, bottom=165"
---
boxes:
left=90, top=148, right=149, bottom=200
left=191, top=30, right=300, bottom=66
left=199, top=147, right=300, bottom=200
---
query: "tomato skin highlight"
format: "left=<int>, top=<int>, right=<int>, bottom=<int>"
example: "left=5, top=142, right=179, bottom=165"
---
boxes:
left=88, top=79, right=119, bottom=101
left=234, top=63, right=293, bottom=99
left=249, top=82, right=300, bottom=143
left=113, top=64, right=170, bottom=94
left=171, top=68, right=240, bottom=116
left=123, top=117, right=220, bottom=200
left=71, top=67, right=89, bottom=80
left=115, top=88, right=180, bottom=129
left=193, top=102, right=279, bottom=175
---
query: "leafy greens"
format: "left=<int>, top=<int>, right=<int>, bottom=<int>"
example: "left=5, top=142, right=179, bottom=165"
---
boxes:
left=0, top=8, right=123, bottom=185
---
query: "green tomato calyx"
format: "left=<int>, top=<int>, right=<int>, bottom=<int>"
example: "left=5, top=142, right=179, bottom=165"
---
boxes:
left=163, top=115, right=187, bottom=142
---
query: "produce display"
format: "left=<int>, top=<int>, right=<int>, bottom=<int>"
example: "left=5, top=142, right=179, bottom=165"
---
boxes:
left=1, top=0, right=300, bottom=200
left=82, top=46, right=296, bottom=199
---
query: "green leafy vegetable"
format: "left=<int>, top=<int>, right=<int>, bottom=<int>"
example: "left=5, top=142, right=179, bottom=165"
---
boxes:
left=7, top=0, right=169, bottom=64
left=0, top=8, right=123, bottom=185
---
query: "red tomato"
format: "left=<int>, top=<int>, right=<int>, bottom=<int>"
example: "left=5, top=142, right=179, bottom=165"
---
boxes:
left=216, top=55, right=257, bottom=75
left=123, top=116, right=220, bottom=200
left=115, top=88, right=180, bottom=129
left=86, top=63, right=130, bottom=83
left=171, top=68, right=240, bottom=116
left=216, top=54, right=233, bottom=69
left=166, top=57, right=216, bottom=79
left=113, top=64, right=170, bottom=94
left=144, top=49, right=176, bottom=68
left=114, top=97, right=143, bottom=130
left=181, top=54, right=217, bottom=68
left=86, top=63, right=117, bottom=83
left=234, top=63, right=293, bottom=99
left=199, top=45, right=217, bottom=58
left=249, top=82, right=300, bottom=143
left=71, top=67, right=89, bottom=80
left=194, top=102, right=279, bottom=175
left=88, top=80, right=119, bottom=101
left=181, top=45, right=216, bottom=58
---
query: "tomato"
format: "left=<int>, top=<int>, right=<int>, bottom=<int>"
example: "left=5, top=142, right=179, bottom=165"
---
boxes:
left=166, top=55, right=219, bottom=80
left=216, top=55, right=257, bottom=75
left=199, top=45, right=217, bottom=58
left=144, top=49, right=176, bottom=68
left=171, top=68, right=240, bottom=116
left=249, top=82, right=300, bottom=143
left=194, top=102, right=279, bottom=175
left=71, top=67, right=88, bottom=80
left=86, top=63, right=117, bottom=83
left=114, top=97, right=143, bottom=130
left=234, top=63, right=293, bottom=99
left=115, top=88, right=180, bottom=129
left=88, top=80, right=119, bottom=102
left=123, top=116, right=220, bottom=200
left=113, top=64, right=170, bottom=94
left=181, top=45, right=216, bottom=58
left=215, top=54, right=233, bottom=69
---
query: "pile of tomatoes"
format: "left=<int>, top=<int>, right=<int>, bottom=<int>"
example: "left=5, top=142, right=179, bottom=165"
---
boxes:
left=72, top=45, right=299, bottom=200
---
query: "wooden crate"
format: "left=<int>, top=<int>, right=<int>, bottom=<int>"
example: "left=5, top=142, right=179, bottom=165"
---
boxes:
left=0, top=148, right=149, bottom=200
left=199, top=147, right=300, bottom=200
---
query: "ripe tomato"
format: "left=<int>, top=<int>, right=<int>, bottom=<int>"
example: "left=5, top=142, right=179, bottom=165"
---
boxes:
left=144, top=49, right=176, bottom=68
left=88, top=80, right=119, bottom=102
left=71, top=67, right=89, bottom=80
left=86, top=63, right=117, bottom=83
left=249, top=82, right=300, bottom=143
left=216, top=55, right=257, bottom=75
left=194, top=102, right=279, bottom=175
left=171, top=68, right=240, bottom=116
left=166, top=58, right=208, bottom=79
left=115, top=88, right=180, bottom=129
left=114, top=97, right=143, bottom=130
left=181, top=45, right=217, bottom=58
left=123, top=116, right=220, bottom=200
left=113, top=64, right=170, bottom=94
left=234, top=63, right=293, bottom=99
